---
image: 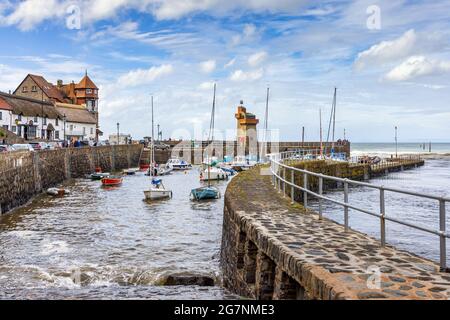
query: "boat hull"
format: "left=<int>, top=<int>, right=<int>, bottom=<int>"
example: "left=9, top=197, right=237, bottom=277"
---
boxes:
left=144, top=189, right=172, bottom=201
left=190, top=187, right=220, bottom=201
left=101, top=177, right=123, bottom=186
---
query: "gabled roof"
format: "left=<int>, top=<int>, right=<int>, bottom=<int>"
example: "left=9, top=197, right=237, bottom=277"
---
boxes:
left=76, top=74, right=98, bottom=90
left=55, top=103, right=97, bottom=124
left=14, top=74, right=66, bottom=102
left=0, top=96, right=13, bottom=111
left=0, top=91, right=62, bottom=119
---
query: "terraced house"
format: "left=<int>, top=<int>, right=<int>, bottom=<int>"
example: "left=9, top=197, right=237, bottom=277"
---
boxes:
left=0, top=72, right=100, bottom=142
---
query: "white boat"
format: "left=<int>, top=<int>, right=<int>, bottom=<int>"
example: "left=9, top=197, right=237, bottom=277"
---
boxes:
left=144, top=96, right=173, bottom=201
left=200, top=166, right=228, bottom=181
left=166, top=158, right=192, bottom=170
left=47, top=188, right=70, bottom=196
left=157, top=163, right=173, bottom=175
left=123, top=168, right=139, bottom=175
left=144, top=179, right=173, bottom=201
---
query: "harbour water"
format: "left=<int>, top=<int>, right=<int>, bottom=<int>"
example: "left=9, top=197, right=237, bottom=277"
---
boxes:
left=311, top=143, right=450, bottom=265
left=0, top=169, right=237, bottom=299
left=1, top=143, right=449, bottom=299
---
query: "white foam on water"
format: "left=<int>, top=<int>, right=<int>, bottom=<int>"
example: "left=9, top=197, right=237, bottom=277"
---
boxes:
left=40, top=240, right=71, bottom=256
left=8, top=230, right=36, bottom=238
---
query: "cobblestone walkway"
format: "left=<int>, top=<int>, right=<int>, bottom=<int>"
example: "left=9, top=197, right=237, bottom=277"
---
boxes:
left=227, top=168, right=450, bottom=300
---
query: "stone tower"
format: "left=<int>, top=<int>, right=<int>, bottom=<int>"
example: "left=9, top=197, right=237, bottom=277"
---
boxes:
left=235, top=100, right=259, bottom=157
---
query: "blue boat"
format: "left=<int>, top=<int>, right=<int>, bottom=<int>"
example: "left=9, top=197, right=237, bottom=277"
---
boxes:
left=190, top=187, right=221, bottom=201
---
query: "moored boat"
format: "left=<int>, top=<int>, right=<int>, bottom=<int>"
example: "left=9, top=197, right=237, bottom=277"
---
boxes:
left=101, top=176, right=123, bottom=186
left=47, top=188, right=70, bottom=196
left=87, top=172, right=110, bottom=180
left=166, top=158, right=192, bottom=170
left=123, top=168, right=139, bottom=175
left=200, top=166, right=228, bottom=181
left=190, top=186, right=221, bottom=201
left=144, top=179, right=173, bottom=201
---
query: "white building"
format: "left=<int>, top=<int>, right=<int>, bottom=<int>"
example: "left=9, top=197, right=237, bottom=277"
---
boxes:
left=109, top=134, right=132, bottom=145
left=0, top=92, right=63, bottom=140
left=56, top=103, right=97, bottom=142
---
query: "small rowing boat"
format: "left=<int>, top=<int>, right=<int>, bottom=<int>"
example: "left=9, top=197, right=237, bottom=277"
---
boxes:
left=190, top=186, right=220, bottom=201
left=86, top=172, right=110, bottom=180
left=47, top=188, right=70, bottom=196
left=123, top=168, right=139, bottom=175
left=101, top=176, right=123, bottom=186
left=144, top=179, right=173, bottom=201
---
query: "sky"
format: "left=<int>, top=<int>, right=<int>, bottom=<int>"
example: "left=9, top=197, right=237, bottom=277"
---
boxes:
left=0, top=0, right=449, bottom=143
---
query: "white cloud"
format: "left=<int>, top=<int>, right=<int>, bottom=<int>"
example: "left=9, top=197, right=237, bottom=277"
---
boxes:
left=200, top=60, right=216, bottom=73
left=385, top=56, right=450, bottom=81
left=198, top=81, right=215, bottom=90
left=224, top=58, right=236, bottom=68
left=230, top=68, right=263, bottom=81
left=355, top=29, right=417, bottom=70
left=248, top=51, right=268, bottom=67
left=116, top=64, right=174, bottom=87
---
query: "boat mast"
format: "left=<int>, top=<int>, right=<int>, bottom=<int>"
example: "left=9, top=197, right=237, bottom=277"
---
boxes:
left=326, top=87, right=337, bottom=155
left=332, top=87, right=337, bottom=152
left=151, top=95, right=155, bottom=176
left=207, top=83, right=217, bottom=187
left=261, top=86, right=270, bottom=161
left=319, top=108, right=323, bottom=158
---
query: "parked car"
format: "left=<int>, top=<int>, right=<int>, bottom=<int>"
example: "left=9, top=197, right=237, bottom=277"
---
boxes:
left=11, top=144, right=34, bottom=152
left=0, top=145, right=15, bottom=152
left=47, top=141, right=63, bottom=150
left=154, top=142, right=170, bottom=150
left=30, top=142, right=49, bottom=151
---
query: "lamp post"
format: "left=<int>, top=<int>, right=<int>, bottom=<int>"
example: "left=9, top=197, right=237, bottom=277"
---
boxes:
left=395, top=126, right=398, bottom=158
left=63, top=114, right=66, bottom=147
left=117, top=122, right=120, bottom=145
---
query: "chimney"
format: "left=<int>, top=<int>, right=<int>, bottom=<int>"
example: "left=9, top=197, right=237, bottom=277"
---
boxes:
left=8, top=90, right=11, bottom=94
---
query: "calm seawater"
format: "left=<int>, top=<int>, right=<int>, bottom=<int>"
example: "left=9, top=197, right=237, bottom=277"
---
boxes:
left=310, top=143, right=450, bottom=265
left=0, top=169, right=238, bottom=300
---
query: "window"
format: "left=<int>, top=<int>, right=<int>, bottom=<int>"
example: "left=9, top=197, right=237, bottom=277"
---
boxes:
left=22, top=86, right=28, bottom=93
left=86, top=89, right=92, bottom=94
left=32, top=86, right=37, bottom=92
left=34, top=116, right=38, bottom=123
left=41, top=129, right=45, bottom=139
left=70, top=125, right=73, bottom=131
left=28, top=126, right=36, bottom=139
left=55, top=118, right=59, bottom=126
left=90, top=127, right=94, bottom=135
left=12, top=126, right=16, bottom=133
left=0, top=111, right=2, bottom=120
left=2, top=125, right=8, bottom=130
left=55, top=131, right=59, bottom=139
left=83, top=127, right=86, bottom=135
left=43, top=117, right=47, bottom=125
left=18, top=114, right=22, bottom=121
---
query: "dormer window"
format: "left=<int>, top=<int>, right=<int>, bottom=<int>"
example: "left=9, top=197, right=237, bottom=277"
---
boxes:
left=22, top=86, right=28, bottom=93
left=31, top=86, right=37, bottom=92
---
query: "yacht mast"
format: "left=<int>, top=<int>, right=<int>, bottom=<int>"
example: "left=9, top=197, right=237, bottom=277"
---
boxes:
left=151, top=95, right=155, bottom=175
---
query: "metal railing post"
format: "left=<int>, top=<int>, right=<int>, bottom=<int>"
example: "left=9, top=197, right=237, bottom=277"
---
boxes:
left=439, top=200, right=447, bottom=271
left=303, top=173, right=308, bottom=208
left=380, top=187, right=386, bottom=247
left=344, top=180, right=349, bottom=232
left=277, top=166, right=281, bottom=192
left=291, top=170, right=295, bottom=204
left=318, top=176, right=323, bottom=219
left=283, top=167, right=286, bottom=197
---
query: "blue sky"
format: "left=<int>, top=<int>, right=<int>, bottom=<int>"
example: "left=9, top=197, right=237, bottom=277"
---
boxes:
left=0, top=0, right=450, bottom=142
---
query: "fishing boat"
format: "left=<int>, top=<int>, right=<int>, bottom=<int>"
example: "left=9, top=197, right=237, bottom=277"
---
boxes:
left=166, top=158, right=192, bottom=170
left=190, top=83, right=220, bottom=201
left=144, top=95, right=173, bottom=200
left=86, top=172, right=110, bottom=180
left=101, top=176, right=123, bottom=186
left=144, top=179, right=173, bottom=201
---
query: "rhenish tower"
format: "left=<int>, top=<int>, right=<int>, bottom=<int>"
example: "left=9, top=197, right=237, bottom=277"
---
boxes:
left=74, top=71, right=99, bottom=140
left=235, top=100, right=259, bottom=157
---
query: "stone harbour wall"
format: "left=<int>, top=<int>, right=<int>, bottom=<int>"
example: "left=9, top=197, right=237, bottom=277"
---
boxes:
left=221, top=167, right=450, bottom=300
left=0, top=144, right=143, bottom=214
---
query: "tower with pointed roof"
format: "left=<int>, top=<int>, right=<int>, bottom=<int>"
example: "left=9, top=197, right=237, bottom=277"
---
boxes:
left=74, top=71, right=99, bottom=140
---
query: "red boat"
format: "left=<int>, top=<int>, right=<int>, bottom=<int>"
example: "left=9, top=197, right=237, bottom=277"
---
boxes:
left=101, top=176, right=123, bottom=186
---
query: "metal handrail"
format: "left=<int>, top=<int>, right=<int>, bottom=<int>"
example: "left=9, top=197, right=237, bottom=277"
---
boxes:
left=268, top=150, right=449, bottom=271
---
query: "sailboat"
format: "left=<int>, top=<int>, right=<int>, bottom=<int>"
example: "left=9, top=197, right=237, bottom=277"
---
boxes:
left=191, top=83, right=221, bottom=200
left=144, top=96, right=173, bottom=201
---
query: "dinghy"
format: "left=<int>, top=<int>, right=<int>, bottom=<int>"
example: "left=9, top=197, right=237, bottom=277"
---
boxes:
left=144, top=179, right=173, bottom=201
left=47, top=188, right=70, bottom=196
left=101, top=176, right=123, bottom=187
left=87, top=172, right=110, bottom=180
left=123, top=168, right=139, bottom=175
left=190, top=186, right=221, bottom=201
